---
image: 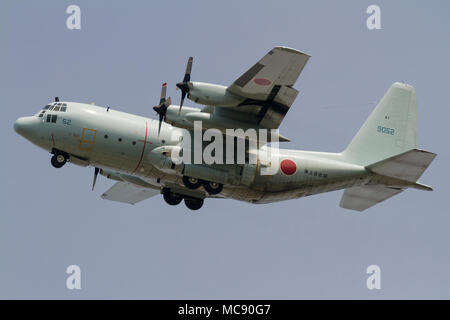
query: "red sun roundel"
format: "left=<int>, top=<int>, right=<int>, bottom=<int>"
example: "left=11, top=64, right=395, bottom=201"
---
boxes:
left=280, top=159, right=297, bottom=175
left=253, top=78, right=272, bottom=86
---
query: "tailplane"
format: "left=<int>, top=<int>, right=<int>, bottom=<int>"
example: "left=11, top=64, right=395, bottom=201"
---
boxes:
left=340, top=149, right=436, bottom=211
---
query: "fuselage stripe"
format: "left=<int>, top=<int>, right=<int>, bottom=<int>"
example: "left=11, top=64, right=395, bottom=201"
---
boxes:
left=132, top=121, right=148, bottom=173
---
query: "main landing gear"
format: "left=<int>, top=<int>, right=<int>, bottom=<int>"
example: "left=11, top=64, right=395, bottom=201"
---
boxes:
left=50, top=150, right=69, bottom=168
left=182, top=176, right=223, bottom=195
left=162, top=188, right=204, bottom=211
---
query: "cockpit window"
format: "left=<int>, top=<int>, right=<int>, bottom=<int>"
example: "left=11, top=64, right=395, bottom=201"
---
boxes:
left=48, top=105, right=55, bottom=111
left=60, top=103, right=67, bottom=112
left=54, top=106, right=60, bottom=111
left=45, top=114, right=58, bottom=123
left=43, top=105, right=50, bottom=110
left=38, top=110, right=45, bottom=117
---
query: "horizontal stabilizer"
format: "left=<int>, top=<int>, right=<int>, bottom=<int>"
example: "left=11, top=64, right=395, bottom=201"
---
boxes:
left=367, top=148, right=436, bottom=182
left=340, top=185, right=404, bottom=212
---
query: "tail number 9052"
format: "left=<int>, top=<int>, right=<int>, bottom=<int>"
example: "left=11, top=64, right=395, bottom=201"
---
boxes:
left=377, top=125, right=395, bottom=135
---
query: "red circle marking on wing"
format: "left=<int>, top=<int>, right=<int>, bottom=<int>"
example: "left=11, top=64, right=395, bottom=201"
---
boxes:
left=253, top=78, right=272, bottom=86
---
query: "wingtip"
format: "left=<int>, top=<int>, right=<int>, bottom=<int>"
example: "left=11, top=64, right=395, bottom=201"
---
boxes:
left=274, top=46, right=311, bottom=57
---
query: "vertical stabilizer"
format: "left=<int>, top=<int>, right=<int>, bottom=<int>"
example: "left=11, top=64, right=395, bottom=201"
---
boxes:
left=343, top=82, right=418, bottom=166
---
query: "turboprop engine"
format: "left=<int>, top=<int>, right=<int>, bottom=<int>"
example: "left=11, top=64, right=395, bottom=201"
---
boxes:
left=186, top=82, right=243, bottom=107
left=176, top=56, right=244, bottom=111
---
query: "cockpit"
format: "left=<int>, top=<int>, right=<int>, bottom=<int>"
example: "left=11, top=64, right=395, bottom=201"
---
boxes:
left=36, top=102, right=68, bottom=122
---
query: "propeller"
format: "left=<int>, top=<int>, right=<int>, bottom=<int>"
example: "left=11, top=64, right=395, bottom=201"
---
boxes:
left=92, top=167, right=100, bottom=191
left=153, top=83, right=172, bottom=134
left=176, top=56, right=193, bottom=114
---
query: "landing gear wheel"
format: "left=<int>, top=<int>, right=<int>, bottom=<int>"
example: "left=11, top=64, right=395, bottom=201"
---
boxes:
left=184, top=198, right=204, bottom=211
left=51, top=154, right=67, bottom=168
left=162, top=188, right=182, bottom=206
left=182, top=176, right=202, bottom=190
left=203, top=181, right=223, bottom=195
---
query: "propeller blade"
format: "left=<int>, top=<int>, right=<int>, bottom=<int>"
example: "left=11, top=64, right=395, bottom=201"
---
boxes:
left=179, top=90, right=186, bottom=114
left=158, top=113, right=163, bottom=134
left=159, top=82, right=167, bottom=104
left=165, top=96, right=172, bottom=107
left=92, top=167, right=100, bottom=191
left=183, top=57, right=193, bottom=82
left=177, top=57, right=193, bottom=114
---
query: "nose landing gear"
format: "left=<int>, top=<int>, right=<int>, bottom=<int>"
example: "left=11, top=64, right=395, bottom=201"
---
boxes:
left=50, top=150, right=69, bottom=168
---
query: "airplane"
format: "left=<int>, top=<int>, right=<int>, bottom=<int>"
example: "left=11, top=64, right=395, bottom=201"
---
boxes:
left=13, top=46, right=436, bottom=211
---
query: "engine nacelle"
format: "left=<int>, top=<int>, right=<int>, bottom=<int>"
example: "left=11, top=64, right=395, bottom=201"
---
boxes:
left=187, top=82, right=243, bottom=107
left=148, top=145, right=184, bottom=174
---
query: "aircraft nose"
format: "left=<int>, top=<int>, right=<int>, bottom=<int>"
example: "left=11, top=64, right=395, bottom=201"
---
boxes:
left=14, top=116, right=36, bottom=138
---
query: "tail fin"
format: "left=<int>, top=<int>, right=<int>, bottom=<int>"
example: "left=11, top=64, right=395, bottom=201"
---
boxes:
left=343, top=82, right=418, bottom=166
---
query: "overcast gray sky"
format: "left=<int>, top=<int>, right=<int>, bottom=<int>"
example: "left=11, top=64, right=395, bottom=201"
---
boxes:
left=1, top=0, right=449, bottom=299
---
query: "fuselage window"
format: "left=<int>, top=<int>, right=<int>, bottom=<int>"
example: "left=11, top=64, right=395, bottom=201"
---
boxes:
left=51, top=115, right=57, bottom=123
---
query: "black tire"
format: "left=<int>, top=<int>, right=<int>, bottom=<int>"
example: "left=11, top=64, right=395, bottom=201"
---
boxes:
left=203, top=181, right=223, bottom=195
left=162, top=189, right=182, bottom=206
left=184, top=198, right=204, bottom=211
left=51, top=155, right=66, bottom=168
left=182, top=176, right=202, bottom=190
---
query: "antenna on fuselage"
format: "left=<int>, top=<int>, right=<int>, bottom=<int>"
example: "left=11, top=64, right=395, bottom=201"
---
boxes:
left=92, top=167, right=100, bottom=191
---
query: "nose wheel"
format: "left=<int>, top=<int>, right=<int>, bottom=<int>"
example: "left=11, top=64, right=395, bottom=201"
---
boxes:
left=50, top=152, right=68, bottom=168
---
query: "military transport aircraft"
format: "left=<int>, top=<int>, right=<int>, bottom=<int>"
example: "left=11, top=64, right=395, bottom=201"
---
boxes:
left=14, top=47, right=435, bottom=211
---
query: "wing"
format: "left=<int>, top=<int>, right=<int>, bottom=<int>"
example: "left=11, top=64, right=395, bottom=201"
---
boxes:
left=101, top=181, right=160, bottom=205
left=340, top=185, right=404, bottom=212
left=222, top=46, right=310, bottom=129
